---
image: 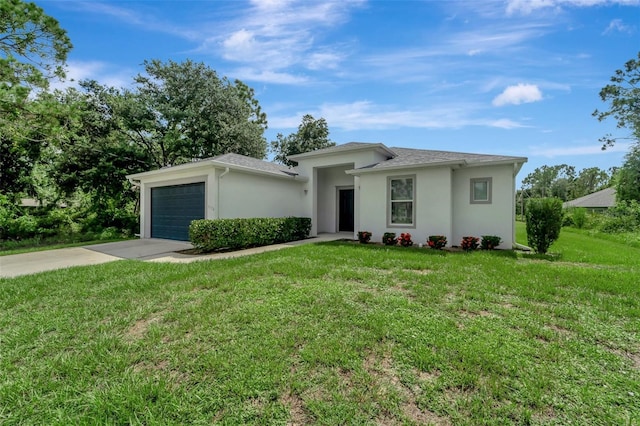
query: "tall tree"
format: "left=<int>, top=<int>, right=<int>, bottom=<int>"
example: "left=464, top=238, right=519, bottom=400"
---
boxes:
left=616, top=145, right=640, bottom=202
left=128, top=59, right=267, bottom=167
left=570, top=167, right=611, bottom=199
left=271, top=114, right=335, bottom=166
left=593, top=51, right=640, bottom=149
left=521, top=164, right=576, bottom=201
left=0, top=0, right=72, bottom=196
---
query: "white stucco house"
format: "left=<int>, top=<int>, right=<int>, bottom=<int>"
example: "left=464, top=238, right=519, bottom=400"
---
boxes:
left=126, top=142, right=527, bottom=248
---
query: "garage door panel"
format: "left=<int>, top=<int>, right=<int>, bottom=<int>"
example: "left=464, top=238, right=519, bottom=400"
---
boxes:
left=151, top=182, right=205, bottom=241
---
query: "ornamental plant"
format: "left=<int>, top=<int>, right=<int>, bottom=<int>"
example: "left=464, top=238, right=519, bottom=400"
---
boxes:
left=382, top=232, right=397, bottom=246
left=398, top=232, right=413, bottom=247
left=480, top=235, right=501, bottom=250
left=427, top=235, right=447, bottom=250
left=525, top=197, right=563, bottom=254
left=357, top=231, right=372, bottom=244
left=461, top=236, right=479, bottom=251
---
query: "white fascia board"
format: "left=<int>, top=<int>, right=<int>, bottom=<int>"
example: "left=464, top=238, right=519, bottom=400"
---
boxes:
left=345, top=159, right=465, bottom=175
left=209, top=161, right=308, bottom=182
left=126, top=161, right=214, bottom=181
left=287, top=143, right=396, bottom=161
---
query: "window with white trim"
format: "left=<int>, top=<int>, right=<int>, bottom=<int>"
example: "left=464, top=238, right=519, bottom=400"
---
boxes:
left=470, top=177, right=492, bottom=204
left=388, top=176, right=415, bottom=226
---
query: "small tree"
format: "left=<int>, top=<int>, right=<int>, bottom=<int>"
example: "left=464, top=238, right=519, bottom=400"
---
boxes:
left=525, top=198, right=563, bottom=254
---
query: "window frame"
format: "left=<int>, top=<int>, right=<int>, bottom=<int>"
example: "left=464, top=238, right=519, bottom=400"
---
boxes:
left=470, top=177, right=492, bottom=204
left=387, top=175, right=416, bottom=228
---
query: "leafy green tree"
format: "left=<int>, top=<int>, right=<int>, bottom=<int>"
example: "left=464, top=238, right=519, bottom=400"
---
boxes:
left=129, top=59, right=267, bottom=167
left=521, top=164, right=575, bottom=201
left=593, top=51, right=640, bottom=149
left=0, top=0, right=72, bottom=196
left=525, top=198, right=563, bottom=254
left=616, top=145, right=640, bottom=202
left=570, top=167, right=611, bottom=199
left=271, top=114, right=335, bottom=166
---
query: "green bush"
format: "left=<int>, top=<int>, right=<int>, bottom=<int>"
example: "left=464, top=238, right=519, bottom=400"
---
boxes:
left=526, top=198, right=563, bottom=254
left=357, top=231, right=372, bottom=244
left=480, top=235, right=502, bottom=250
left=189, top=217, right=311, bottom=252
left=427, top=235, right=447, bottom=250
left=382, top=232, right=397, bottom=246
left=461, top=236, right=479, bottom=251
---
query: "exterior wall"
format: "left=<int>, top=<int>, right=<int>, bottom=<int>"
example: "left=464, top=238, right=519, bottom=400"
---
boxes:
left=316, top=166, right=354, bottom=233
left=358, top=167, right=454, bottom=246
left=136, top=165, right=304, bottom=238
left=217, top=169, right=305, bottom=219
left=295, top=150, right=389, bottom=236
left=452, top=164, right=515, bottom=249
left=138, top=166, right=215, bottom=238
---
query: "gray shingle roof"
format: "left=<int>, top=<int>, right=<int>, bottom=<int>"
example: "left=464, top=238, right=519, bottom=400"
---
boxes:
left=355, top=147, right=526, bottom=170
left=211, top=153, right=297, bottom=176
left=563, top=187, right=616, bottom=208
left=287, top=142, right=394, bottom=160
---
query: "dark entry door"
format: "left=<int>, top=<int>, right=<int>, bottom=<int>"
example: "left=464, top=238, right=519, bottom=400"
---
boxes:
left=151, top=182, right=205, bottom=241
left=338, top=188, right=354, bottom=232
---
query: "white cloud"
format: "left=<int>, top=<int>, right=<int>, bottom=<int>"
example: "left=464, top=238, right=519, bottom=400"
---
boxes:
left=493, top=84, right=543, bottom=106
left=530, top=142, right=631, bottom=157
left=231, top=68, right=309, bottom=85
left=603, top=18, right=635, bottom=34
left=49, top=61, right=132, bottom=92
left=269, top=100, right=527, bottom=131
left=506, top=0, right=640, bottom=15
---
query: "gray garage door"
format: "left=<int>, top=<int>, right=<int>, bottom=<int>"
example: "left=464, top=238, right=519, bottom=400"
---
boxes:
left=151, top=182, right=205, bottom=241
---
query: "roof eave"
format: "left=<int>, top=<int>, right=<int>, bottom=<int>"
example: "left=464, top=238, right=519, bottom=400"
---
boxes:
left=346, top=159, right=466, bottom=175
left=210, top=160, right=307, bottom=181
left=287, top=143, right=396, bottom=161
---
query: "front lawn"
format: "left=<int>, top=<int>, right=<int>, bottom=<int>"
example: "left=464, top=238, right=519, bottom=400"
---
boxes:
left=1, top=229, right=639, bottom=424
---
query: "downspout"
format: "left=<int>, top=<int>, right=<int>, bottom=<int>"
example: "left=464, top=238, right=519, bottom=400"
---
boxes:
left=217, top=167, right=230, bottom=219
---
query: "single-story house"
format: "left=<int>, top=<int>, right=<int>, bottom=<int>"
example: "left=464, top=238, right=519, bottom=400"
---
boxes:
left=126, top=142, right=527, bottom=248
left=562, top=187, right=616, bottom=211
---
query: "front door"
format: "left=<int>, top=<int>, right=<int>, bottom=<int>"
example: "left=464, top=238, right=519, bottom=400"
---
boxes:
left=338, top=188, right=354, bottom=232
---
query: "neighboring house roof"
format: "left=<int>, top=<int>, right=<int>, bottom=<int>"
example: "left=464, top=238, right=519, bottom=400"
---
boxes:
left=563, top=187, right=616, bottom=209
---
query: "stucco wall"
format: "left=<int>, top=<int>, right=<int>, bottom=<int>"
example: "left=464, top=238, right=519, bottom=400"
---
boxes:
left=217, top=169, right=305, bottom=219
left=316, top=166, right=354, bottom=233
left=358, top=167, right=453, bottom=246
left=452, top=164, right=515, bottom=249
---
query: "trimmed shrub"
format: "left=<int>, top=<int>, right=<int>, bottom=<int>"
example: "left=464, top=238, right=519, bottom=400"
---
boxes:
left=525, top=198, right=563, bottom=254
left=480, top=235, right=502, bottom=250
left=427, top=235, right=447, bottom=250
left=189, top=217, right=311, bottom=252
left=398, top=232, right=413, bottom=247
left=461, top=236, right=479, bottom=251
left=382, top=232, right=397, bottom=246
left=358, top=231, right=372, bottom=244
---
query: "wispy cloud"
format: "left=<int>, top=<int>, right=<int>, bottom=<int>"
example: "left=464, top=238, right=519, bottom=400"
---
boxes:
left=506, top=0, right=640, bottom=15
left=530, top=142, right=631, bottom=157
left=50, top=61, right=133, bottom=91
left=269, top=101, right=528, bottom=131
left=493, top=84, right=543, bottom=106
left=603, top=18, right=636, bottom=34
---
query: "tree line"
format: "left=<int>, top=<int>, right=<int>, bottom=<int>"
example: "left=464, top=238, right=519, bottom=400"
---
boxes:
left=1, top=1, right=333, bottom=241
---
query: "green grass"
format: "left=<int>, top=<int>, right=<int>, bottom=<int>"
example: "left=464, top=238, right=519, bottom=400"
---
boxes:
left=1, top=229, right=639, bottom=424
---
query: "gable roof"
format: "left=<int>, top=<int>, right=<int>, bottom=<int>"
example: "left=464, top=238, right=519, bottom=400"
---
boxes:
left=287, top=142, right=396, bottom=160
left=127, top=152, right=300, bottom=181
left=563, top=187, right=616, bottom=209
left=344, top=146, right=526, bottom=174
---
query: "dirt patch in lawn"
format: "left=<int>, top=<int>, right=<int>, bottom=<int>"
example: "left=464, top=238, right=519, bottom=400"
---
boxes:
left=124, top=310, right=165, bottom=341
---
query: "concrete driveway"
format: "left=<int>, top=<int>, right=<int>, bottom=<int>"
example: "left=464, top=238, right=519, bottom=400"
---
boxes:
left=0, top=239, right=192, bottom=278
left=0, top=233, right=352, bottom=279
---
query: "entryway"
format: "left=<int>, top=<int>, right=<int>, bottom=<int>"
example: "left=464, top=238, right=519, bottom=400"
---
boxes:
left=338, top=188, right=354, bottom=232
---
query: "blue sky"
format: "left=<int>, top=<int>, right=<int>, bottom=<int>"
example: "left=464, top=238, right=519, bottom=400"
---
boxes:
left=38, top=0, right=639, bottom=185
